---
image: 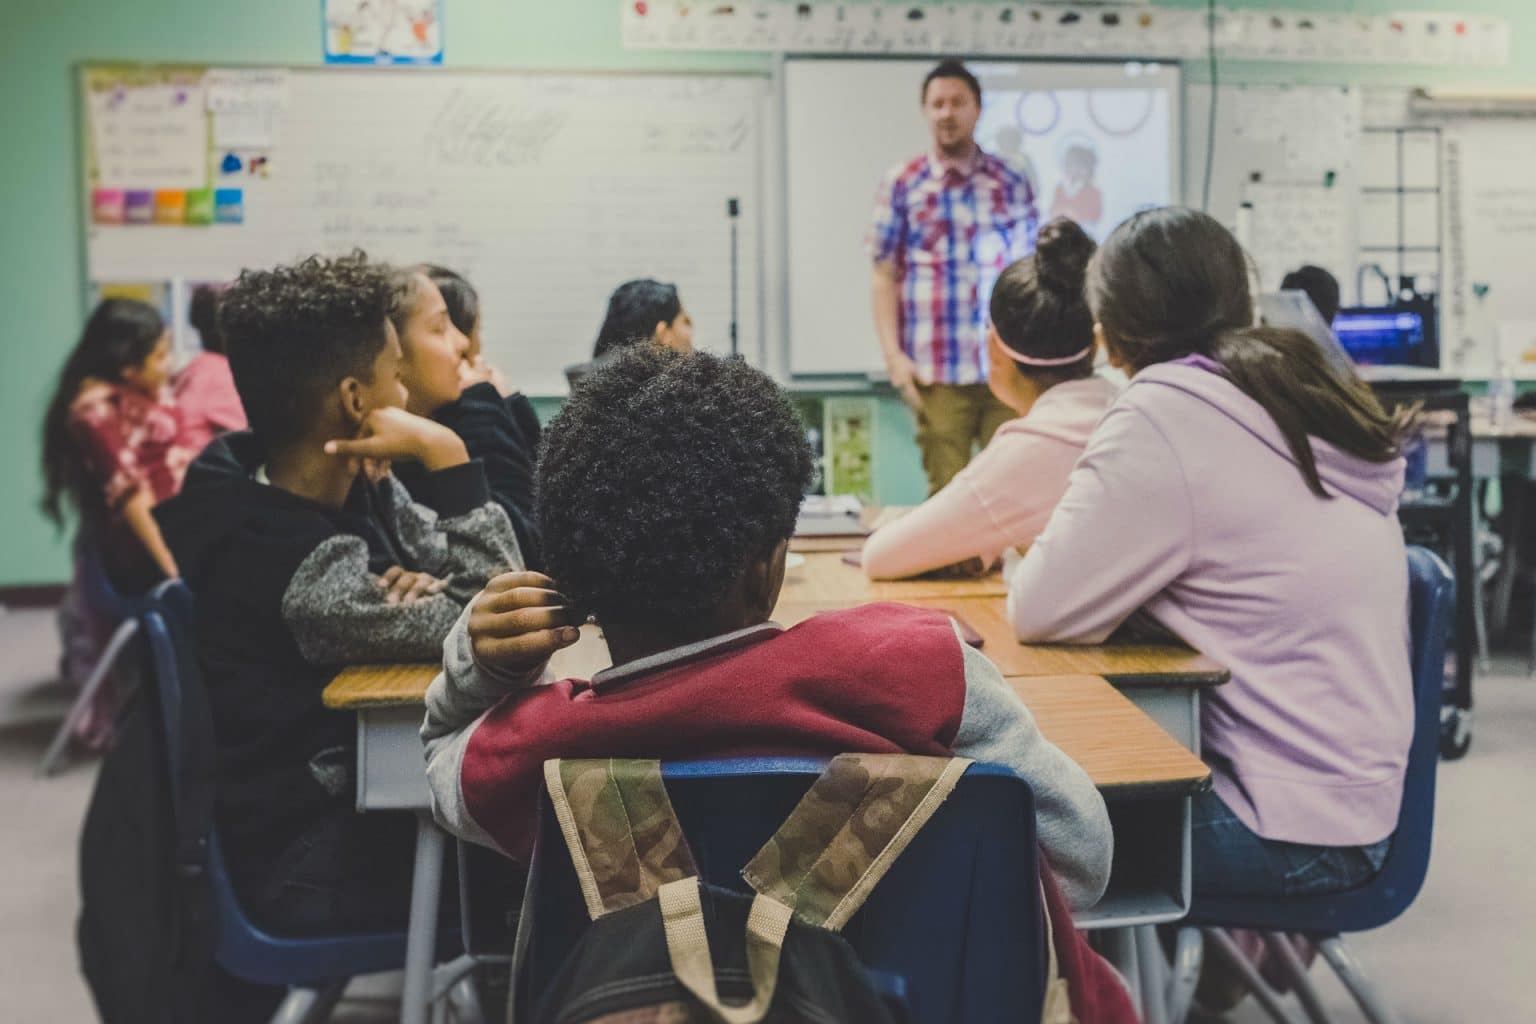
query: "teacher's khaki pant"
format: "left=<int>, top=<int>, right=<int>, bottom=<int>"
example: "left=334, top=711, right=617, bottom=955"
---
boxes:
left=913, top=382, right=1015, bottom=496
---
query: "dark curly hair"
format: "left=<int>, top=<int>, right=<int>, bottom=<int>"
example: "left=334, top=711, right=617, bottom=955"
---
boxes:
left=220, top=252, right=393, bottom=449
left=537, top=346, right=813, bottom=630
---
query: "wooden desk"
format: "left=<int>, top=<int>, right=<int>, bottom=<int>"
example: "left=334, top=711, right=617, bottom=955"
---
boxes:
left=779, top=551, right=1007, bottom=603
left=1012, top=675, right=1208, bottom=798
left=324, top=663, right=1207, bottom=799
left=775, top=595, right=1227, bottom=686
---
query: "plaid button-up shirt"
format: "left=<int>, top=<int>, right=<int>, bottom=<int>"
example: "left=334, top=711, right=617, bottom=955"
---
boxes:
left=869, top=148, right=1039, bottom=386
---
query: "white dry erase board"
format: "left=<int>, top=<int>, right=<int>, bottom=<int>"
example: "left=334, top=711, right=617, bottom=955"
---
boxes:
left=782, top=57, right=1181, bottom=378
left=81, top=65, right=769, bottom=395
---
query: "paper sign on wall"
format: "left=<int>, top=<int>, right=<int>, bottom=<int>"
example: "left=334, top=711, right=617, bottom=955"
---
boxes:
left=87, top=75, right=208, bottom=191
left=206, top=68, right=287, bottom=148
left=325, top=0, right=443, bottom=65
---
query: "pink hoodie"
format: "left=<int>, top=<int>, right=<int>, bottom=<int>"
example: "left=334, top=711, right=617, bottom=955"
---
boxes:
left=863, top=376, right=1117, bottom=580
left=1008, top=361, right=1412, bottom=847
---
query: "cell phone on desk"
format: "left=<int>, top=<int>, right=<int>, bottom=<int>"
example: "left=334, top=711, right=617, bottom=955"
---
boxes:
left=841, top=551, right=863, bottom=568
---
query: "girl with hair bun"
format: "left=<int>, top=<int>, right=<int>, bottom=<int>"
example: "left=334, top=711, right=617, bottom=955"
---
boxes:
left=862, top=217, right=1118, bottom=580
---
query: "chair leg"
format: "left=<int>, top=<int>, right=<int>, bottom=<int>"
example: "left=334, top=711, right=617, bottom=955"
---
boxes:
left=1261, top=933, right=1334, bottom=1024
left=1203, top=928, right=1298, bottom=1024
left=1165, top=928, right=1203, bottom=1024
left=1099, top=928, right=1143, bottom=1013
left=268, top=980, right=346, bottom=1024
left=1317, top=937, right=1403, bottom=1024
left=1135, top=926, right=1169, bottom=1024
left=36, top=618, right=138, bottom=778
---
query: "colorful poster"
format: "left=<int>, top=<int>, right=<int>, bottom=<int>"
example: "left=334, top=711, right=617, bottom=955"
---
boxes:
left=325, top=0, right=444, bottom=65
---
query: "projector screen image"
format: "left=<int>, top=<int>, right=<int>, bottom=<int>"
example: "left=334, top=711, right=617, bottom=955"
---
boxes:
left=784, top=59, right=1180, bottom=377
left=972, top=65, right=1175, bottom=241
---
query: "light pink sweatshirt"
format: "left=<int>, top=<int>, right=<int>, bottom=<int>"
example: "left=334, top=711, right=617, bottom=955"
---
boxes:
left=862, top=376, right=1118, bottom=580
left=1008, top=361, right=1412, bottom=847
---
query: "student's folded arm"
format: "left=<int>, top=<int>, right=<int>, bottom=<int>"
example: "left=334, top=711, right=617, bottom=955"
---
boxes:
left=1007, top=405, right=1194, bottom=644
left=281, top=535, right=466, bottom=665
left=420, top=604, right=547, bottom=849
left=951, top=635, right=1112, bottom=909
left=377, top=462, right=525, bottom=603
left=862, top=462, right=1013, bottom=580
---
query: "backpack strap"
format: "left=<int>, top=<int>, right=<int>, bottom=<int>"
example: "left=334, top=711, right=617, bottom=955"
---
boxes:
left=742, top=753, right=972, bottom=931
left=657, top=878, right=794, bottom=1024
left=543, top=758, right=698, bottom=920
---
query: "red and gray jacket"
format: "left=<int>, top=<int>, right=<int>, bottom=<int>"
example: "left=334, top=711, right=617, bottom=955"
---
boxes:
left=422, top=601, right=1112, bottom=908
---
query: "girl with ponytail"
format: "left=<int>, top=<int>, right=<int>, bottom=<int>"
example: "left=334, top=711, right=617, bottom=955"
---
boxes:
left=862, top=217, right=1118, bottom=580
left=1010, top=206, right=1414, bottom=900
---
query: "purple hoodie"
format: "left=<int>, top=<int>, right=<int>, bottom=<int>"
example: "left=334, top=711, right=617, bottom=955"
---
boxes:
left=1008, top=360, right=1411, bottom=847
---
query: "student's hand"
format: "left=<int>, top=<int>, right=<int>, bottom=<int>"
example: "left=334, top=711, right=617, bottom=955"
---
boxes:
left=459, top=355, right=514, bottom=397
left=886, top=353, right=925, bottom=411
left=468, top=572, right=585, bottom=679
left=324, top=407, right=468, bottom=471
left=376, top=566, right=447, bottom=606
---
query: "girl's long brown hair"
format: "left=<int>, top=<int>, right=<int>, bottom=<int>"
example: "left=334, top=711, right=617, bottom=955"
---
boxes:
left=1086, top=207, right=1407, bottom=498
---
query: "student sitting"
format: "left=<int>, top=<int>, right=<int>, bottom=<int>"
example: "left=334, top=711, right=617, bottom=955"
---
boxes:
left=43, top=298, right=194, bottom=748
left=422, top=263, right=544, bottom=454
left=388, top=266, right=541, bottom=568
left=564, top=278, right=693, bottom=388
left=43, top=297, right=191, bottom=590
left=1008, top=207, right=1412, bottom=899
left=423, top=346, right=1112, bottom=909
left=174, top=283, right=248, bottom=454
left=862, top=218, right=1117, bottom=580
left=1280, top=264, right=1342, bottom=325
left=154, top=253, right=523, bottom=941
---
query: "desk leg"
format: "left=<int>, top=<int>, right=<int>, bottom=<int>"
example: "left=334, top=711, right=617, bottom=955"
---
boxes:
left=400, top=811, right=446, bottom=1024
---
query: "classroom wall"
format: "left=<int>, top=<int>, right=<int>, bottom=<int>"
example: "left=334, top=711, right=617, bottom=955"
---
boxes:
left=4, top=0, right=1535, bottom=586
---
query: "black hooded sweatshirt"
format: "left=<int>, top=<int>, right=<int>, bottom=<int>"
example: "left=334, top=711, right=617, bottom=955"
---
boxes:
left=154, top=431, right=522, bottom=895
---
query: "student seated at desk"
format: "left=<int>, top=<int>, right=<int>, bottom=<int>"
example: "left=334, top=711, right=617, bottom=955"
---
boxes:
left=174, top=282, right=247, bottom=454
left=388, top=265, right=543, bottom=569
left=564, top=278, right=693, bottom=388
left=422, top=345, right=1112, bottom=908
left=422, top=263, right=544, bottom=457
left=154, top=253, right=523, bottom=943
left=862, top=218, right=1117, bottom=580
left=1008, top=207, right=1413, bottom=898
left=44, top=298, right=194, bottom=748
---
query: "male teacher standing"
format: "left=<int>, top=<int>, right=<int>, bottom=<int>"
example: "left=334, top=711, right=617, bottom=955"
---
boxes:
left=869, top=60, right=1039, bottom=495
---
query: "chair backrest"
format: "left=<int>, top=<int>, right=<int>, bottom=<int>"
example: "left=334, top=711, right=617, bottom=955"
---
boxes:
left=74, top=533, right=138, bottom=622
left=1189, top=544, right=1454, bottom=932
left=135, top=581, right=411, bottom=986
left=512, top=757, right=1046, bottom=1024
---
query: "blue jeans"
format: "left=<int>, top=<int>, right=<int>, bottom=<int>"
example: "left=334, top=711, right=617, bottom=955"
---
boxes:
left=1191, top=790, right=1391, bottom=899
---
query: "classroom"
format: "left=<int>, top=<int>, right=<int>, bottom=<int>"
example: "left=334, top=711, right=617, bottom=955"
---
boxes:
left=4, top=0, right=1535, bottom=1021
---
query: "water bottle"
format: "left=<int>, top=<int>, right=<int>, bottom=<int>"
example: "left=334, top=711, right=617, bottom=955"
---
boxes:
left=1489, top=360, right=1516, bottom=431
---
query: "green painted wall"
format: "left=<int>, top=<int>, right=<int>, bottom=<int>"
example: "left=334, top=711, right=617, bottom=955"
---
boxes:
left=5, top=0, right=1534, bottom=584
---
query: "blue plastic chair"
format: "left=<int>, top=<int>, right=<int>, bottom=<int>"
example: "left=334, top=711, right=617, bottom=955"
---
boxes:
left=37, top=536, right=154, bottom=776
left=138, top=581, right=425, bottom=1024
left=1166, top=546, right=1454, bottom=1024
left=509, top=757, right=1048, bottom=1024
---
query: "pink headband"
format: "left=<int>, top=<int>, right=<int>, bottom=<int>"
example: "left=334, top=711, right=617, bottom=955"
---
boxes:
left=999, top=342, right=1093, bottom=367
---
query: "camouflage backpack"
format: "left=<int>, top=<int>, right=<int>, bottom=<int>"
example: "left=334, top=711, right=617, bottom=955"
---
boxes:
left=522, top=753, right=975, bottom=1024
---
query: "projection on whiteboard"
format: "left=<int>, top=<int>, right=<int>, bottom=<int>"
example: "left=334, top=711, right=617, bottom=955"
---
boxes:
left=785, top=59, right=1180, bottom=378
left=973, top=68, right=1174, bottom=241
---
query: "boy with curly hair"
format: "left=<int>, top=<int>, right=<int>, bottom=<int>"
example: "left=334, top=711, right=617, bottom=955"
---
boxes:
left=422, top=346, right=1111, bottom=909
left=154, top=252, right=523, bottom=939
